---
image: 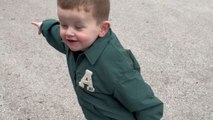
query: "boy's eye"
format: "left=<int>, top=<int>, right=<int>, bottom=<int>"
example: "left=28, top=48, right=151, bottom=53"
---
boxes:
left=61, top=24, right=68, bottom=29
left=75, top=25, right=84, bottom=30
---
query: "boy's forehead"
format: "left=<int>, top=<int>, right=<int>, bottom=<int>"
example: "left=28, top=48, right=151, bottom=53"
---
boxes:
left=57, top=6, right=93, bottom=16
left=57, top=3, right=94, bottom=12
left=57, top=5, right=96, bottom=18
left=57, top=6, right=96, bottom=23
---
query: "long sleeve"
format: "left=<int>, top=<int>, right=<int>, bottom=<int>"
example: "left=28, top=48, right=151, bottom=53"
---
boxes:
left=40, top=19, right=66, bottom=54
left=114, top=70, right=163, bottom=120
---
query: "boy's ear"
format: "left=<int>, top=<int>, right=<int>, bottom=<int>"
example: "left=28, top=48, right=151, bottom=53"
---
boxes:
left=98, top=21, right=110, bottom=37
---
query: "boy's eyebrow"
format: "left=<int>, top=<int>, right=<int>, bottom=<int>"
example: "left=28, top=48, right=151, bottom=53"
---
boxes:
left=75, top=21, right=85, bottom=25
left=58, top=19, right=85, bottom=26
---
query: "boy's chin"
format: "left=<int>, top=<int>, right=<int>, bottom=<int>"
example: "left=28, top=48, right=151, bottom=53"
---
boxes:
left=68, top=47, right=84, bottom=52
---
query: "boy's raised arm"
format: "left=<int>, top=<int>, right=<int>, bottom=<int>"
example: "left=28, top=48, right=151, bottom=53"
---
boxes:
left=32, top=19, right=66, bottom=54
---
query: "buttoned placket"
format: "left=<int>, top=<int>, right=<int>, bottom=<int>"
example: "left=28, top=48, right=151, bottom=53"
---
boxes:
left=67, top=51, right=77, bottom=88
left=68, top=50, right=87, bottom=87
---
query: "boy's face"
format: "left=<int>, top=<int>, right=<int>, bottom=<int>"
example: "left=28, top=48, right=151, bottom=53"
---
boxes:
left=57, top=6, right=101, bottom=52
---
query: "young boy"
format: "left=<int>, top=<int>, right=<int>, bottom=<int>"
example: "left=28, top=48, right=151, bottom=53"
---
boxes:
left=32, top=0, right=163, bottom=119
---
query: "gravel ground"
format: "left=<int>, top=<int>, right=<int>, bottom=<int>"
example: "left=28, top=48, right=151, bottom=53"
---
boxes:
left=0, top=0, right=212, bottom=120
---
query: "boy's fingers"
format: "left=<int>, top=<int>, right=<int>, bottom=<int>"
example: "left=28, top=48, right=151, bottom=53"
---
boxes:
left=31, top=21, right=42, bottom=35
left=31, top=22, right=39, bottom=27
left=32, top=21, right=42, bottom=26
left=38, top=30, right=41, bottom=35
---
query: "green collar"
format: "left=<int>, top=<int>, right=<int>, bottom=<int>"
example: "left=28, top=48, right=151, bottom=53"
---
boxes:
left=84, top=29, right=113, bottom=65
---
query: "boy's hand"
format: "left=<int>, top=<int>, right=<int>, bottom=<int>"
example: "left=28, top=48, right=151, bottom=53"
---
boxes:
left=32, top=21, right=42, bottom=35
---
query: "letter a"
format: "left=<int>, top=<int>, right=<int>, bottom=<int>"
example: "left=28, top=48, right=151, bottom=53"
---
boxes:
left=79, top=69, right=95, bottom=92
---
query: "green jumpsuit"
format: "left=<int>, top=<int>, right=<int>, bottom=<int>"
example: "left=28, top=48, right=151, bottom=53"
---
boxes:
left=40, top=19, right=163, bottom=120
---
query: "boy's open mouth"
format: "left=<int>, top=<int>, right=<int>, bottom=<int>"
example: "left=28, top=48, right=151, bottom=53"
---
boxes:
left=67, top=39, right=78, bottom=43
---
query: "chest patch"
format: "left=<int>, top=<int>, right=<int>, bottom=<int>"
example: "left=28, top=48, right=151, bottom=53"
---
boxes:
left=79, top=69, right=95, bottom=92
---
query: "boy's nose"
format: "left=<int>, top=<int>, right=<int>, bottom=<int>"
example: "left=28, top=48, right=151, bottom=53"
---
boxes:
left=65, top=27, right=75, bottom=36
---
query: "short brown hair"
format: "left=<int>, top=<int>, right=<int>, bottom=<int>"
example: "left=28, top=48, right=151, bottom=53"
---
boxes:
left=57, top=0, right=110, bottom=24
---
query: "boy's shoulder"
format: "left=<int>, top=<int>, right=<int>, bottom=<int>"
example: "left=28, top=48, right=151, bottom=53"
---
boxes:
left=100, top=31, right=138, bottom=71
left=100, top=30, right=126, bottom=59
left=84, top=29, right=127, bottom=65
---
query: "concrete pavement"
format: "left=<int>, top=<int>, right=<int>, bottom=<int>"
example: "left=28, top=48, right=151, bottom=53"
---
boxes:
left=0, top=0, right=212, bottom=119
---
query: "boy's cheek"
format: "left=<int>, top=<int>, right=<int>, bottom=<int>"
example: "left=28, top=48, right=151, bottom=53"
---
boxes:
left=59, top=31, right=65, bottom=39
